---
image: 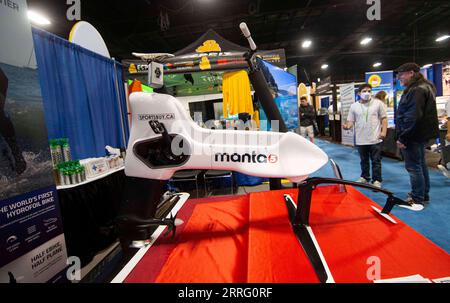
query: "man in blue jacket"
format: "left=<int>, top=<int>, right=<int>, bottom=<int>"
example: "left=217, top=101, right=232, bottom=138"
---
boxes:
left=395, top=63, right=439, bottom=206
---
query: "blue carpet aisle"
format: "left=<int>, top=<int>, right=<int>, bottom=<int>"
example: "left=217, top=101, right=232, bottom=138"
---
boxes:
left=310, top=139, right=450, bottom=253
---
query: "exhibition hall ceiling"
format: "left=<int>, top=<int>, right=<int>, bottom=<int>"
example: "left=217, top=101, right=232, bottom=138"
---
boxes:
left=27, top=0, right=450, bottom=82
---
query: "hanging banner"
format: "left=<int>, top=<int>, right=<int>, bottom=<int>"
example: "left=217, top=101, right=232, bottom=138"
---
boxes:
left=0, top=0, right=68, bottom=283
left=123, top=50, right=286, bottom=77
left=443, top=61, right=450, bottom=96
left=316, top=76, right=331, bottom=94
left=365, top=71, right=394, bottom=106
left=340, top=83, right=355, bottom=146
left=258, top=58, right=298, bottom=131
left=122, top=29, right=286, bottom=78
left=366, top=70, right=395, bottom=126
left=287, top=64, right=298, bottom=82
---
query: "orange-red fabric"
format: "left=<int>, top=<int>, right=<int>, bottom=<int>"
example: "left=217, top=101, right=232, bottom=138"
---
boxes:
left=246, top=189, right=319, bottom=282
left=155, top=197, right=250, bottom=282
left=307, top=186, right=450, bottom=282
left=128, top=80, right=143, bottom=94
left=124, top=186, right=450, bottom=283
left=153, top=189, right=318, bottom=283
left=123, top=195, right=236, bottom=283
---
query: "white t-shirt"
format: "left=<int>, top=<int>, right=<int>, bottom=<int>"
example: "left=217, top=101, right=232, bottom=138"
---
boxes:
left=347, top=98, right=387, bottom=145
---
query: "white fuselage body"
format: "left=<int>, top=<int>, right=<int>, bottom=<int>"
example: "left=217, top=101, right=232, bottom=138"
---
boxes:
left=125, top=92, right=328, bottom=182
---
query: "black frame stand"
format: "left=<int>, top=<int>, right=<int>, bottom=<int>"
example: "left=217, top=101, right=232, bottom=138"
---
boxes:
left=116, top=177, right=178, bottom=248
left=285, top=177, right=410, bottom=283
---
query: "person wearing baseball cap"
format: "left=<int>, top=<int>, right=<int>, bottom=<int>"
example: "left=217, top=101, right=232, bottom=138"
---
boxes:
left=395, top=62, right=421, bottom=73
left=395, top=62, right=439, bottom=207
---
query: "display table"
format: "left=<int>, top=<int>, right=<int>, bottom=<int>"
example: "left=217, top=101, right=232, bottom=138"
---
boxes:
left=57, top=166, right=125, bottom=266
left=382, top=127, right=401, bottom=159
left=57, top=166, right=125, bottom=190
left=116, top=186, right=450, bottom=283
left=382, top=128, right=449, bottom=161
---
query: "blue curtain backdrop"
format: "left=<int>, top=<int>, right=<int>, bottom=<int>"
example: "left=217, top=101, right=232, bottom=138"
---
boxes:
left=32, top=28, right=129, bottom=160
left=433, top=63, right=443, bottom=96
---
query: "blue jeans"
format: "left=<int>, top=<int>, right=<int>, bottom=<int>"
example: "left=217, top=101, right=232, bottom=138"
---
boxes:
left=357, top=143, right=382, bottom=182
left=401, top=142, right=430, bottom=202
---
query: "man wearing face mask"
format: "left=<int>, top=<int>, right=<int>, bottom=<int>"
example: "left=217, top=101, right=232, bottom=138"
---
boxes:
left=343, top=83, right=387, bottom=188
left=395, top=62, right=439, bottom=206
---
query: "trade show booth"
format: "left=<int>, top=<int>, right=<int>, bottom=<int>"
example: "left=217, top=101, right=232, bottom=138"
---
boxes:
left=1, top=1, right=450, bottom=286
left=24, top=27, right=130, bottom=268
left=122, top=29, right=289, bottom=124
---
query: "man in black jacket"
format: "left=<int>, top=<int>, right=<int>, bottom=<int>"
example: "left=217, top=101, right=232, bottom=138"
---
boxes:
left=395, top=62, right=439, bottom=206
left=298, top=96, right=316, bottom=143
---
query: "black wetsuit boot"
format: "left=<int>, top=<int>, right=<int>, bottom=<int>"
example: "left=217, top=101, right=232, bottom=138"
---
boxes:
left=8, top=272, right=16, bottom=283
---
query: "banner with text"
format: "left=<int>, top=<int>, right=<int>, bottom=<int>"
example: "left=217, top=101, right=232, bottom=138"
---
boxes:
left=340, top=83, right=355, bottom=146
left=365, top=70, right=395, bottom=126
left=365, top=71, right=394, bottom=102
left=0, top=0, right=68, bottom=283
left=443, top=61, right=450, bottom=96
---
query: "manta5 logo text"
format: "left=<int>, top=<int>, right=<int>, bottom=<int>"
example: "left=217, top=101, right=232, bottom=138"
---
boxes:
left=214, top=152, right=278, bottom=164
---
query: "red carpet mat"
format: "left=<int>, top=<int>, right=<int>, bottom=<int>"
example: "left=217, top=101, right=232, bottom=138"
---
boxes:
left=124, top=186, right=450, bottom=283
left=308, top=186, right=450, bottom=282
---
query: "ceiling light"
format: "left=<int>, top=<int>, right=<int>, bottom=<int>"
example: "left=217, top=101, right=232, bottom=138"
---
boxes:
left=302, top=40, right=312, bottom=48
left=422, top=64, right=432, bottom=69
left=27, top=10, right=51, bottom=25
left=321, top=64, right=328, bottom=70
left=360, top=37, right=372, bottom=45
left=373, top=62, right=382, bottom=67
left=436, top=35, right=450, bottom=42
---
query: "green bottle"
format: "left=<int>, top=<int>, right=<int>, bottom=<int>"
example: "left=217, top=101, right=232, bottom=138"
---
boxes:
left=63, top=168, right=71, bottom=185
left=58, top=167, right=65, bottom=186
left=49, top=139, right=63, bottom=167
